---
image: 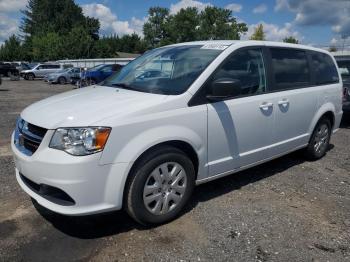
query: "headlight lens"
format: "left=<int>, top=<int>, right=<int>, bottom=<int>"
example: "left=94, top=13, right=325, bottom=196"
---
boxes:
left=49, top=127, right=111, bottom=156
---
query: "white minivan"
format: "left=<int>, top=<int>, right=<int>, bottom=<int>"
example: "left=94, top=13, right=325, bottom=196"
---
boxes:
left=12, top=41, right=343, bottom=225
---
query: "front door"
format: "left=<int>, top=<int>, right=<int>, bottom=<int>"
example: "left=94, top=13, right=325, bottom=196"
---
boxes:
left=36, top=65, right=48, bottom=77
left=207, top=48, right=275, bottom=176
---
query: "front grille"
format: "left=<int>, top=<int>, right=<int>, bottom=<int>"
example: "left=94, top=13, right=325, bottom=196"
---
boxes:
left=14, top=118, right=47, bottom=156
left=27, top=123, right=47, bottom=138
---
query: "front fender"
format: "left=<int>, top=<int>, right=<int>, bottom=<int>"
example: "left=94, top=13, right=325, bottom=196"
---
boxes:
left=101, top=125, right=205, bottom=166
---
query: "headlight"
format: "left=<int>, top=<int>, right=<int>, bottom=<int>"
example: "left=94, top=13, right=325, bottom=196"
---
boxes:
left=49, top=127, right=111, bottom=156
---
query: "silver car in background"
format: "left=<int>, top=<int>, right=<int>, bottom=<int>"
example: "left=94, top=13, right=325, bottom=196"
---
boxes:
left=21, top=63, right=71, bottom=80
left=45, top=67, right=81, bottom=84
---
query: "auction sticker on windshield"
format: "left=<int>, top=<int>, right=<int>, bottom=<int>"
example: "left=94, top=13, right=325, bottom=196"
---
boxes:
left=201, top=44, right=229, bottom=50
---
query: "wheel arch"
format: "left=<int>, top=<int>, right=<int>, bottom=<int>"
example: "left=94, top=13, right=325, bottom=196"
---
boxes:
left=58, top=76, right=67, bottom=83
left=128, top=140, right=199, bottom=179
left=26, top=72, right=35, bottom=78
left=308, top=103, right=336, bottom=136
left=121, top=139, right=199, bottom=208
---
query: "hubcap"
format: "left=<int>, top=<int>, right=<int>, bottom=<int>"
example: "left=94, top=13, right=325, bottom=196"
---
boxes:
left=314, top=124, right=329, bottom=154
left=143, top=162, right=187, bottom=215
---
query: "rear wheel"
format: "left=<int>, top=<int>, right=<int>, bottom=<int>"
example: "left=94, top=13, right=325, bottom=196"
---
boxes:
left=125, top=146, right=195, bottom=225
left=304, top=117, right=331, bottom=160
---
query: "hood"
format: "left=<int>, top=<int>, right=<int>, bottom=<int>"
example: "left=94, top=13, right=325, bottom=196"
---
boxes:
left=21, top=85, right=168, bottom=129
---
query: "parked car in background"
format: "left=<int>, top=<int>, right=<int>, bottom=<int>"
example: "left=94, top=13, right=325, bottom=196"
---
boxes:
left=81, top=64, right=123, bottom=85
left=0, top=62, right=19, bottom=77
left=12, top=41, right=342, bottom=225
left=21, top=63, right=72, bottom=80
left=45, top=67, right=81, bottom=84
left=336, top=59, right=350, bottom=112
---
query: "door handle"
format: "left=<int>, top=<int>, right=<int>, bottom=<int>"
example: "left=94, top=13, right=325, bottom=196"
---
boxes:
left=278, top=99, right=289, bottom=106
left=259, top=102, right=273, bottom=110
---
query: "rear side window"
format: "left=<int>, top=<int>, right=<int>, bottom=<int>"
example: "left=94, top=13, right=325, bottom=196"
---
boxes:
left=311, top=52, right=339, bottom=85
left=270, top=48, right=311, bottom=90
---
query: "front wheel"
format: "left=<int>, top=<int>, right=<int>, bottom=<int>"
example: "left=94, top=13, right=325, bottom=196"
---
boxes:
left=125, top=146, right=195, bottom=225
left=26, top=73, right=35, bottom=80
left=58, top=76, right=66, bottom=85
left=304, top=118, right=331, bottom=160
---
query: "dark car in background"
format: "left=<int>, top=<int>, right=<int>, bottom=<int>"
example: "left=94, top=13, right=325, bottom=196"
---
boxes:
left=336, top=59, right=350, bottom=112
left=0, top=62, right=19, bottom=77
left=82, top=64, right=123, bottom=85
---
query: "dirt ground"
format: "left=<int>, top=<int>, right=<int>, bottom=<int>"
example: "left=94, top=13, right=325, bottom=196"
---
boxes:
left=0, top=79, right=349, bottom=262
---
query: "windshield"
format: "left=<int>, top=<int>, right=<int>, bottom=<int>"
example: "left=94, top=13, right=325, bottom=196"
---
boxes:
left=102, top=45, right=225, bottom=95
left=88, top=64, right=105, bottom=72
left=29, top=63, right=38, bottom=69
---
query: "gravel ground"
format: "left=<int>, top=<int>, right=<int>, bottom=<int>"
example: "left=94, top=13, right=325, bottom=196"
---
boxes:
left=0, top=79, right=349, bottom=262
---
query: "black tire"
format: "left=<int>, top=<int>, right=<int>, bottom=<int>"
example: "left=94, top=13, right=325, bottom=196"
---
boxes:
left=304, top=117, right=332, bottom=160
left=26, top=73, right=35, bottom=80
left=89, top=78, right=96, bottom=86
left=125, top=146, right=195, bottom=225
left=58, top=76, right=66, bottom=85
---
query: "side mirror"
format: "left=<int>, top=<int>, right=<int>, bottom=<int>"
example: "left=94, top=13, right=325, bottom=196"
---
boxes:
left=206, top=78, right=242, bottom=102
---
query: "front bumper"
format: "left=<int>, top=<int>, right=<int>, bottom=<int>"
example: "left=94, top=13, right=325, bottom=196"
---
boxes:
left=11, top=131, right=131, bottom=215
left=44, top=77, right=57, bottom=83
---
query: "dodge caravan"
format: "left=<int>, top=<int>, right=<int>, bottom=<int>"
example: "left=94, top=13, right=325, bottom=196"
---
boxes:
left=12, top=41, right=343, bottom=225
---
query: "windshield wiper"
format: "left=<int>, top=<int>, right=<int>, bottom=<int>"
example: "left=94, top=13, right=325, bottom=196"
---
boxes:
left=111, top=82, right=139, bottom=91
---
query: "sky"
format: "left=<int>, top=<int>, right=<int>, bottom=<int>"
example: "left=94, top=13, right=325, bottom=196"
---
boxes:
left=1, top=0, right=350, bottom=48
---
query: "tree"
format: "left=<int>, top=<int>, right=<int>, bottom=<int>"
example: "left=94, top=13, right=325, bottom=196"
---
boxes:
left=328, top=46, right=338, bottom=52
left=118, top=34, right=147, bottom=53
left=0, top=35, right=23, bottom=61
left=250, top=24, right=265, bottom=41
left=198, top=6, right=247, bottom=40
left=283, top=36, right=299, bottom=44
left=31, top=32, right=62, bottom=61
left=143, top=6, right=248, bottom=47
left=62, top=26, right=95, bottom=59
left=21, top=0, right=99, bottom=39
left=143, top=7, right=171, bottom=48
left=168, top=7, right=200, bottom=43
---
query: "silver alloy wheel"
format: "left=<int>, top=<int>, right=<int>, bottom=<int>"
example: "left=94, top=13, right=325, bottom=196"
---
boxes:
left=143, top=162, right=187, bottom=215
left=314, top=123, right=329, bottom=153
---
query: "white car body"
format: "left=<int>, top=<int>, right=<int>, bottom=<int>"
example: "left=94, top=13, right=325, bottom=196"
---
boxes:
left=12, top=41, right=343, bottom=216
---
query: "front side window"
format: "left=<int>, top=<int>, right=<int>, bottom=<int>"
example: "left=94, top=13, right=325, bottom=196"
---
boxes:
left=311, top=52, right=339, bottom=85
left=207, top=48, right=267, bottom=97
left=271, top=48, right=310, bottom=90
left=103, top=45, right=224, bottom=95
